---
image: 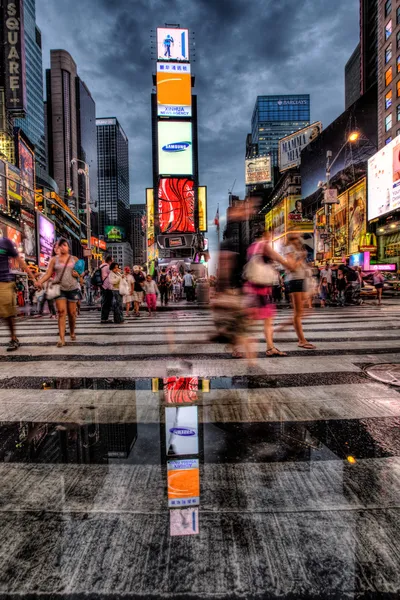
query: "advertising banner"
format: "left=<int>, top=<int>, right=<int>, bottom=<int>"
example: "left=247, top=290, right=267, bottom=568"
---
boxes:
left=198, top=186, right=207, bottom=232
left=21, top=209, right=36, bottom=262
left=0, top=160, right=7, bottom=208
left=7, top=164, right=22, bottom=202
left=368, top=134, right=400, bottom=220
left=3, top=0, right=27, bottom=115
left=167, top=458, right=200, bottom=508
left=158, top=178, right=195, bottom=233
left=157, top=28, right=189, bottom=62
left=157, top=62, right=192, bottom=118
left=104, top=225, right=125, bottom=241
left=158, top=122, right=193, bottom=176
left=245, top=156, right=272, bottom=185
left=165, top=406, right=198, bottom=456
left=18, top=137, right=34, bottom=207
left=348, top=179, right=366, bottom=255
left=265, top=210, right=273, bottom=235
left=279, top=122, right=322, bottom=172
left=285, top=196, right=313, bottom=232
left=272, top=201, right=285, bottom=238
left=332, top=191, right=347, bottom=258
left=37, top=213, right=55, bottom=269
left=314, top=208, right=326, bottom=258
left=7, top=226, right=22, bottom=270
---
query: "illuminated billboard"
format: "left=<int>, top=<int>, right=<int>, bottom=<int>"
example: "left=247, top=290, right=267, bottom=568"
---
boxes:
left=4, top=0, right=27, bottom=115
left=285, top=197, right=313, bottom=232
left=37, top=213, right=55, bottom=269
left=158, top=121, right=193, bottom=176
left=157, top=28, right=189, bottom=62
left=368, top=134, right=400, bottom=220
left=198, top=186, right=207, bottom=232
left=279, top=122, right=322, bottom=172
left=18, top=137, right=35, bottom=207
left=245, top=156, right=271, bottom=185
left=165, top=406, right=198, bottom=456
left=158, top=178, right=195, bottom=233
left=0, top=160, right=6, bottom=208
left=105, top=225, right=125, bottom=241
left=157, top=62, right=192, bottom=118
left=167, top=458, right=200, bottom=508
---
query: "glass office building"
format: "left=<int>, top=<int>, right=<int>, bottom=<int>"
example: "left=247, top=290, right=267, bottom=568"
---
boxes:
left=15, top=0, right=46, bottom=170
left=251, top=95, right=310, bottom=171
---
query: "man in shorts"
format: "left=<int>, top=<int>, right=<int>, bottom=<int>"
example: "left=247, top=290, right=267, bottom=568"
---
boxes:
left=132, top=265, right=145, bottom=316
left=0, top=235, right=34, bottom=351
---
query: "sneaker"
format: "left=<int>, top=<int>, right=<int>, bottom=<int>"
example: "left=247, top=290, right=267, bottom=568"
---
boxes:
left=7, top=339, right=20, bottom=352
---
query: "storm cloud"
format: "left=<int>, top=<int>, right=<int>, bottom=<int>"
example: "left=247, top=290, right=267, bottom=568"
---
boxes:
left=37, top=0, right=359, bottom=259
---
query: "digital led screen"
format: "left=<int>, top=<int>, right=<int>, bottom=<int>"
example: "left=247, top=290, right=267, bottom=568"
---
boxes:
left=105, top=225, right=125, bottom=241
left=21, top=209, right=37, bottom=262
left=0, top=160, right=6, bottom=208
left=368, top=134, right=400, bottom=220
left=157, top=62, right=191, bottom=118
left=7, top=164, right=22, bottom=202
left=158, top=121, right=193, bottom=176
left=198, top=186, right=207, bottom=232
left=158, top=178, right=195, bottom=233
left=167, top=458, right=200, bottom=508
left=18, top=137, right=34, bottom=207
left=165, top=406, right=198, bottom=456
left=157, top=28, right=189, bottom=62
left=164, top=377, right=199, bottom=404
left=37, top=213, right=55, bottom=269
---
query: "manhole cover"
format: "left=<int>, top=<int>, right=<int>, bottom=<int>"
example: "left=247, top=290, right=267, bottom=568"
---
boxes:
left=365, top=363, right=400, bottom=386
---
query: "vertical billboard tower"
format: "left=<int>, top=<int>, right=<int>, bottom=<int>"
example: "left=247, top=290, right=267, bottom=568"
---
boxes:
left=150, top=25, right=207, bottom=269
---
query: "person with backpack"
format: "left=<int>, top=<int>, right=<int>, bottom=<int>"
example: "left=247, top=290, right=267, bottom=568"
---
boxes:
left=95, top=255, right=113, bottom=324
left=159, top=268, right=170, bottom=306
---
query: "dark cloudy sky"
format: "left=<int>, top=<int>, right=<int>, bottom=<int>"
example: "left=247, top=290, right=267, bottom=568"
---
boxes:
left=37, top=0, right=359, bottom=267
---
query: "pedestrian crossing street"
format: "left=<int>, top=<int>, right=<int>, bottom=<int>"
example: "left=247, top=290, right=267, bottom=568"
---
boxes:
left=0, top=303, right=399, bottom=599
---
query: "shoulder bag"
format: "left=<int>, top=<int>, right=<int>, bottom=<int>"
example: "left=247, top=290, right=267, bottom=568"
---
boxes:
left=243, top=243, right=277, bottom=286
left=46, top=256, right=70, bottom=300
left=119, top=277, right=130, bottom=296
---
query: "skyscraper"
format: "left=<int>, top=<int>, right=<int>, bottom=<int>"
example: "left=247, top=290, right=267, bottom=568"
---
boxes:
left=251, top=95, right=310, bottom=175
left=130, top=204, right=146, bottom=266
left=46, top=50, right=97, bottom=217
left=345, top=44, right=361, bottom=108
left=360, top=0, right=378, bottom=95
left=96, top=117, right=130, bottom=236
left=14, top=0, right=46, bottom=170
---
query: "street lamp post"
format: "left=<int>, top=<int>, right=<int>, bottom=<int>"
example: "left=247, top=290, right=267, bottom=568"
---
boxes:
left=323, top=131, right=360, bottom=258
left=71, top=158, right=91, bottom=253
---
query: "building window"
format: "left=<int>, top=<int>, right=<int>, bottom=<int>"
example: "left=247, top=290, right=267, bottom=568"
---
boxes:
left=385, top=0, right=392, bottom=17
left=397, top=31, right=400, bottom=49
left=386, top=44, right=393, bottom=63
left=397, top=104, right=400, bottom=121
left=397, top=80, right=400, bottom=97
left=397, top=5, right=400, bottom=24
left=398, top=55, right=400, bottom=73
left=386, top=137, right=393, bottom=144
left=386, top=89, right=393, bottom=108
left=386, top=66, right=393, bottom=86
left=386, top=113, right=393, bottom=131
left=386, top=19, right=393, bottom=39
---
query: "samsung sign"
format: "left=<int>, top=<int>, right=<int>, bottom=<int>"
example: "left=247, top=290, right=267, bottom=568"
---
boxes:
left=158, top=122, right=193, bottom=176
left=3, top=0, right=27, bottom=115
left=278, top=122, right=322, bottom=172
left=162, top=142, right=191, bottom=153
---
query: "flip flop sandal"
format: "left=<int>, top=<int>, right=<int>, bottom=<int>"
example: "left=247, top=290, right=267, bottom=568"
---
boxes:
left=266, top=347, right=287, bottom=357
left=56, top=340, right=65, bottom=348
left=298, top=343, right=316, bottom=350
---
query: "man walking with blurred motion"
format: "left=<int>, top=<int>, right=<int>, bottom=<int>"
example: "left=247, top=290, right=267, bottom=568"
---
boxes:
left=0, top=235, right=34, bottom=351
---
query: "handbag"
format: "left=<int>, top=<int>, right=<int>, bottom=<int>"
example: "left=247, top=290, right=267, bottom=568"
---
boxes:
left=46, top=256, right=70, bottom=300
left=243, top=244, right=277, bottom=286
left=119, top=277, right=130, bottom=296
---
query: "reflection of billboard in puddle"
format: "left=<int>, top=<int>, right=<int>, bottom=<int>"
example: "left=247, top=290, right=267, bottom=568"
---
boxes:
left=164, top=377, right=198, bottom=404
left=165, top=406, right=198, bottom=455
left=167, top=458, right=200, bottom=507
left=170, top=507, right=199, bottom=536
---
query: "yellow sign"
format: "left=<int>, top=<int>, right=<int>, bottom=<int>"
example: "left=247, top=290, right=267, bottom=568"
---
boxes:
left=198, top=186, right=207, bottom=232
left=285, top=196, right=313, bottom=233
left=265, top=210, right=273, bottom=234
left=272, top=200, right=285, bottom=239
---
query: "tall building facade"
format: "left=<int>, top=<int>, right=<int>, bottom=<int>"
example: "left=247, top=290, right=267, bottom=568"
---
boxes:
left=345, top=44, right=362, bottom=108
left=46, top=50, right=98, bottom=218
left=14, top=0, right=46, bottom=171
left=46, top=50, right=79, bottom=210
left=378, top=0, right=400, bottom=148
left=360, top=0, right=379, bottom=95
left=251, top=95, right=310, bottom=183
left=130, top=204, right=146, bottom=266
left=96, top=117, right=130, bottom=236
left=76, top=79, right=97, bottom=220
